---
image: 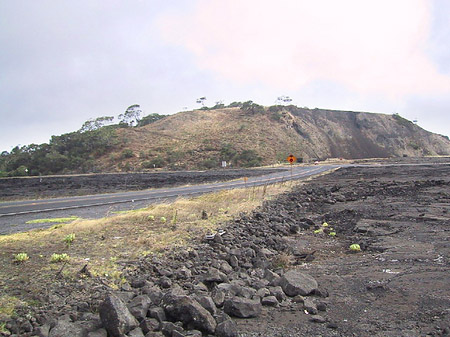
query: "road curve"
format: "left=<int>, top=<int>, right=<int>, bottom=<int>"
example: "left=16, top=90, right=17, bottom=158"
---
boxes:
left=0, top=165, right=338, bottom=217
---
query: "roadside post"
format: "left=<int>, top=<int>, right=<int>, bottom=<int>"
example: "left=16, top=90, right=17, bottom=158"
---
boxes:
left=286, top=154, right=297, bottom=180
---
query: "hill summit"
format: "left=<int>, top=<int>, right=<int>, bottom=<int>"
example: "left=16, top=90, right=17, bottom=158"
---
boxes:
left=2, top=103, right=450, bottom=175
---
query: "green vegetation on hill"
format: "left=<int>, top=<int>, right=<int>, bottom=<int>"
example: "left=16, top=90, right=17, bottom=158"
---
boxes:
left=0, top=126, right=118, bottom=176
left=0, top=111, right=168, bottom=177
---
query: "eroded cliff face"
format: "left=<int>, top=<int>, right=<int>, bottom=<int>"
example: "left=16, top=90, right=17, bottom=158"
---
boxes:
left=280, top=107, right=450, bottom=160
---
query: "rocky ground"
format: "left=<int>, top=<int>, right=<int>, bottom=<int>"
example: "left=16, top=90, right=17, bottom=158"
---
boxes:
left=0, top=168, right=282, bottom=201
left=2, top=163, right=449, bottom=337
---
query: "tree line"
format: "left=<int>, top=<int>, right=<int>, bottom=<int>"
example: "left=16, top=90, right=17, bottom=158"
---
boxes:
left=0, top=106, right=167, bottom=177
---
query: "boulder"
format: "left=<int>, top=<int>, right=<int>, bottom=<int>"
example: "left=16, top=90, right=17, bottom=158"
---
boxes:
left=310, top=315, right=326, bottom=323
left=194, top=295, right=217, bottom=316
left=215, top=318, right=239, bottom=337
left=49, top=317, right=85, bottom=337
left=268, top=286, right=286, bottom=302
left=223, top=297, right=262, bottom=318
left=203, top=268, right=228, bottom=284
left=279, top=270, right=318, bottom=296
left=87, top=328, right=108, bottom=337
left=303, top=298, right=318, bottom=315
left=139, top=318, right=159, bottom=334
left=211, top=288, right=226, bottom=307
left=261, top=296, right=279, bottom=307
left=127, top=327, right=145, bottom=337
left=99, top=294, right=139, bottom=337
left=148, top=307, right=166, bottom=323
left=128, top=295, right=152, bottom=321
left=161, top=294, right=217, bottom=334
left=160, top=321, right=183, bottom=337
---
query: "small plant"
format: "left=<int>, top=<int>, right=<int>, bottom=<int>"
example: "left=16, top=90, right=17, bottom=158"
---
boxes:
left=14, top=253, right=29, bottom=263
left=313, top=228, right=323, bottom=234
left=148, top=215, right=155, bottom=221
left=51, top=253, right=70, bottom=263
left=160, top=216, right=167, bottom=223
left=271, top=253, right=292, bottom=269
left=64, top=233, right=76, bottom=248
left=328, top=231, right=336, bottom=236
left=0, top=322, right=9, bottom=334
left=171, top=210, right=178, bottom=230
left=349, top=244, right=361, bottom=252
left=322, top=222, right=329, bottom=227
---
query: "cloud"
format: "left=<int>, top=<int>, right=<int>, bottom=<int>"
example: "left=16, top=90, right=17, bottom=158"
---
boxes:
left=159, top=0, right=450, bottom=98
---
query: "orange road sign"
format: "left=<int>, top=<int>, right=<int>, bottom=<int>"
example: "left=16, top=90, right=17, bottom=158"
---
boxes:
left=287, top=155, right=297, bottom=164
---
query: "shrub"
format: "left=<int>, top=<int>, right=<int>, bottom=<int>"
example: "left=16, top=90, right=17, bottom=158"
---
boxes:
left=51, top=253, right=70, bottom=263
left=200, top=158, right=217, bottom=169
left=234, top=150, right=262, bottom=167
left=220, top=144, right=237, bottom=161
left=227, top=101, right=243, bottom=108
left=409, top=143, right=420, bottom=150
left=121, top=149, right=134, bottom=159
left=241, top=101, right=265, bottom=114
left=14, top=253, right=29, bottom=263
left=270, top=111, right=282, bottom=121
left=349, top=244, right=361, bottom=252
left=145, top=156, right=165, bottom=168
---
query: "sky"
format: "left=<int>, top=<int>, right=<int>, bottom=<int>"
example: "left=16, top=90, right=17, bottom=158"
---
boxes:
left=1, top=0, right=450, bottom=152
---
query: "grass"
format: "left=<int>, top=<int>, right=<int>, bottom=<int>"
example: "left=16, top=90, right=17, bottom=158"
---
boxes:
left=0, top=181, right=295, bottom=319
left=25, top=216, right=79, bottom=224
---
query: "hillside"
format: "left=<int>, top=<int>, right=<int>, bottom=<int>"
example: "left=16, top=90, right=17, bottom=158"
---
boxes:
left=2, top=103, right=450, bottom=175
left=100, top=105, right=450, bottom=171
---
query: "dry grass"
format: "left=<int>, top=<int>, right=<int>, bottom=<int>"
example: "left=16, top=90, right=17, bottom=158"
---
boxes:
left=0, top=182, right=293, bottom=319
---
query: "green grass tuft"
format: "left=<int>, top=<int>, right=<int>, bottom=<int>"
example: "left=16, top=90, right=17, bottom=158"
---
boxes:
left=26, top=217, right=79, bottom=224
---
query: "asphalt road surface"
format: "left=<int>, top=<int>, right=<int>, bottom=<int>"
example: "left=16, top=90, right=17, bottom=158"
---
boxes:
left=0, top=165, right=337, bottom=234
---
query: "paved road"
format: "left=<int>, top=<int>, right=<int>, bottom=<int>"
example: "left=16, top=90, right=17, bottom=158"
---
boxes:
left=0, top=165, right=337, bottom=218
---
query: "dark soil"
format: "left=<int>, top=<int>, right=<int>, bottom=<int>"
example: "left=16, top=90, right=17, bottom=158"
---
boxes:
left=3, top=164, right=450, bottom=337
left=235, top=164, right=450, bottom=336
left=0, top=168, right=283, bottom=201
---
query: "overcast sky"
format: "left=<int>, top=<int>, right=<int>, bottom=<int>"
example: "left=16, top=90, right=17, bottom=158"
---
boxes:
left=1, top=0, right=449, bottom=152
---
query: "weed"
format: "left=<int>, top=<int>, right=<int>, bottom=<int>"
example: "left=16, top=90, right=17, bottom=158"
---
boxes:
left=349, top=244, right=361, bottom=252
left=0, top=295, right=23, bottom=318
left=26, top=217, right=79, bottom=224
left=160, top=216, right=167, bottom=223
left=171, top=210, right=178, bottom=230
left=50, top=253, right=70, bottom=263
left=64, top=233, right=76, bottom=248
left=0, top=322, right=9, bottom=334
left=13, top=253, right=29, bottom=263
left=271, top=253, right=292, bottom=269
left=171, top=210, right=177, bottom=225
left=148, top=215, right=155, bottom=221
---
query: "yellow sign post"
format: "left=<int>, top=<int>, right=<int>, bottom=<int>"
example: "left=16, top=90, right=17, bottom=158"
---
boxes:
left=286, top=154, right=296, bottom=179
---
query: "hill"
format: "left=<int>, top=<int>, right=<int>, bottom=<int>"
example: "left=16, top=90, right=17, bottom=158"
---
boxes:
left=2, top=103, right=450, bottom=175
left=99, top=104, right=450, bottom=171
